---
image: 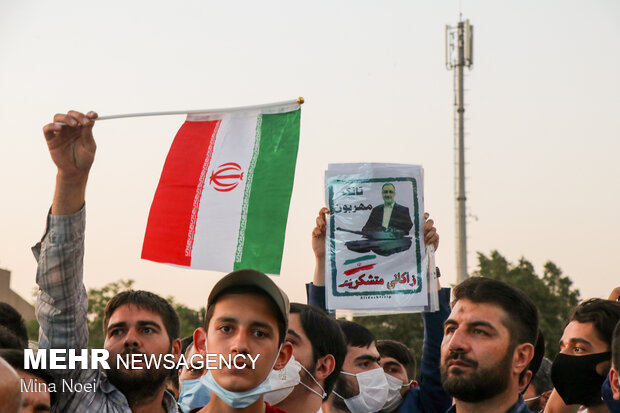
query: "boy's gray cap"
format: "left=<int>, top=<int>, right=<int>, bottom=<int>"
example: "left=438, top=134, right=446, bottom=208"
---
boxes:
left=207, top=269, right=290, bottom=323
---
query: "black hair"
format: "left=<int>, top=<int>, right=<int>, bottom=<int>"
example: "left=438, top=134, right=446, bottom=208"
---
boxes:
left=290, top=303, right=346, bottom=398
left=0, top=325, right=26, bottom=349
left=104, top=290, right=180, bottom=344
left=0, top=302, right=28, bottom=348
left=377, top=339, right=416, bottom=380
left=568, top=298, right=620, bottom=347
left=205, top=286, right=286, bottom=345
left=452, top=277, right=539, bottom=347
left=337, top=320, right=376, bottom=348
left=528, top=329, right=545, bottom=378
left=0, top=349, right=55, bottom=406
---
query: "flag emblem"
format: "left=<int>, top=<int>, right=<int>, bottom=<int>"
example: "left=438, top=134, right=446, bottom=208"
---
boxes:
left=210, top=162, right=244, bottom=192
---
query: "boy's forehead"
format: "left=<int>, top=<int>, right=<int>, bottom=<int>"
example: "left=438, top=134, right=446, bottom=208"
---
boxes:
left=210, top=292, right=279, bottom=324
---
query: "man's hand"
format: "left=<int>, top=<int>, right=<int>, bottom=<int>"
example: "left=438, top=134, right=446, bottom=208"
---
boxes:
left=311, top=207, right=329, bottom=286
left=43, top=111, right=98, bottom=181
left=424, top=212, right=439, bottom=251
left=312, top=207, right=328, bottom=260
left=609, top=286, right=620, bottom=301
left=42, top=110, right=98, bottom=215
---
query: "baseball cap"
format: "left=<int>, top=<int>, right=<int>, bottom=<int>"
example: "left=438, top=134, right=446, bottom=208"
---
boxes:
left=207, top=269, right=290, bottom=325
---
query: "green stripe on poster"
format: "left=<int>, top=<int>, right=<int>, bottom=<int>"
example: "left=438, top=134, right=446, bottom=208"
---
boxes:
left=233, top=109, right=301, bottom=273
left=343, top=255, right=377, bottom=265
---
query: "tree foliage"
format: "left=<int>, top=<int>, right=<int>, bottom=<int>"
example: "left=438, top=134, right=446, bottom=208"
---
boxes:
left=87, top=279, right=135, bottom=348
left=86, top=279, right=204, bottom=348
left=351, top=250, right=580, bottom=374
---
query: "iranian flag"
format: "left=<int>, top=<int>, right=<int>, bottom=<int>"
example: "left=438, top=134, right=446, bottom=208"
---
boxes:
left=141, top=100, right=301, bottom=274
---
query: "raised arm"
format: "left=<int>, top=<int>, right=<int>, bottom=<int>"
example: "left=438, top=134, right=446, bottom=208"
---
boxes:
left=34, top=111, right=98, bottom=352
left=307, top=207, right=329, bottom=309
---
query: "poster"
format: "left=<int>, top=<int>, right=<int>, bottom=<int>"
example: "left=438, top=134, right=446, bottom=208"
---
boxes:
left=325, top=163, right=429, bottom=311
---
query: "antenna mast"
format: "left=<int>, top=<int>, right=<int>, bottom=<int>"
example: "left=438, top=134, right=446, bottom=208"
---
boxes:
left=446, top=19, right=473, bottom=284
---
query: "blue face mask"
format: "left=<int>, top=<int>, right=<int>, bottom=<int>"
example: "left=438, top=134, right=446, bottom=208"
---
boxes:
left=200, top=345, right=289, bottom=409
left=201, top=370, right=276, bottom=408
left=178, top=377, right=211, bottom=413
left=601, top=374, right=620, bottom=413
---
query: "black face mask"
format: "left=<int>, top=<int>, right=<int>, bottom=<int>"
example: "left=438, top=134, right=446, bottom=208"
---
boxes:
left=551, top=352, right=611, bottom=406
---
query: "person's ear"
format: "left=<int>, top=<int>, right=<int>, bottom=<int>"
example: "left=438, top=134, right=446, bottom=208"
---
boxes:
left=193, top=327, right=207, bottom=354
left=171, top=337, right=182, bottom=359
left=540, top=390, right=552, bottom=410
left=513, top=343, right=534, bottom=379
left=610, top=367, right=620, bottom=400
left=273, top=341, right=293, bottom=370
left=314, top=354, right=335, bottom=381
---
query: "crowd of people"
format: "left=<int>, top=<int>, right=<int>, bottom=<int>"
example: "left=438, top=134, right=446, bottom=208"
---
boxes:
left=1, top=110, right=620, bottom=413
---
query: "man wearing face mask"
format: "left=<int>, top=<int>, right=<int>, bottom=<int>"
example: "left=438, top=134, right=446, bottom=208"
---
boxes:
left=322, top=320, right=389, bottom=413
left=189, top=269, right=294, bottom=413
left=545, top=298, right=620, bottom=413
left=377, top=340, right=418, bottom=413
left=178, top=337, right=212, bottom=412
left=271, top=303, right=347, bottom=413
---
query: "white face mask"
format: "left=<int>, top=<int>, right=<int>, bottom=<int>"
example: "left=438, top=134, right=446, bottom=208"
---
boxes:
left=333, top=367, right=389, bottom=413
left=381, top=373, right=411, bottom=413
left=263, top=356, right=302, bottom=405
left=201, top=345, right=291, bottom=408
left=264, top=357, right=328, bottom=405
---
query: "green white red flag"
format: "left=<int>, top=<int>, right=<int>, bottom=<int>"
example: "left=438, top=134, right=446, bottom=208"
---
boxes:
left=141, top=101, right=301, bottom=274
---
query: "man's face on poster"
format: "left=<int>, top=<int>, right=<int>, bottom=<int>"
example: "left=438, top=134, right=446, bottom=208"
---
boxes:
left=382, top=184, right=395, bottom=206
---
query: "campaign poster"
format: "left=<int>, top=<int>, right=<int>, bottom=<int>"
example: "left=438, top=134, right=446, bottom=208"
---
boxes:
left=325, top=163, right=427, bottom=311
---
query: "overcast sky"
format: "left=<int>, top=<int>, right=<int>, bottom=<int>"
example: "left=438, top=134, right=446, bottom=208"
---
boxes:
left=1, top=0, right=618, bottom=310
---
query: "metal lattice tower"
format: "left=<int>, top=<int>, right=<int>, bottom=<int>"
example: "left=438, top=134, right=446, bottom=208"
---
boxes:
left=445, top=19, right=473, bottom=284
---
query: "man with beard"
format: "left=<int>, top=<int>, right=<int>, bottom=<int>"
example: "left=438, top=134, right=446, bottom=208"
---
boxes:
left=441, top=277, right=539, bottom=413
left=35, top=110, right=182, bottom=412
left=273, top=303, right=346, bottom=413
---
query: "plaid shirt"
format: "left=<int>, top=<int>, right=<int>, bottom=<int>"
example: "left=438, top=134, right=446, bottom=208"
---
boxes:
left=445, top=395, right=533, bottom=413
left=33, top=207, right=180, bottom=413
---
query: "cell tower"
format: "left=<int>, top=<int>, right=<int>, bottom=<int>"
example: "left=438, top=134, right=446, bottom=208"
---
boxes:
left=445, top=19, right=473, bottom=284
